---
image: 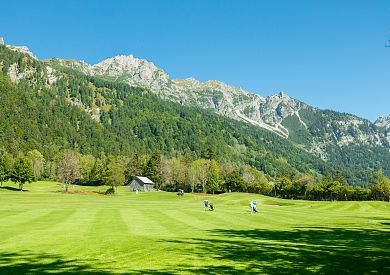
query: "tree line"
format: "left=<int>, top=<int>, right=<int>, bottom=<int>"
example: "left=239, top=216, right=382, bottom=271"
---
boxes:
left=1, top=148, right=389, bottom=202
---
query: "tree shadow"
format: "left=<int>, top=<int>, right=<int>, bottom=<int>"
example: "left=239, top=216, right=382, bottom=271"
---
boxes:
left=0, top=186, right=28, bottom=191
left=0, top=251, right=112, bottom=275
left=2, top=228, right=389, bottom=274
left=138, top=227, right=390, bottom=274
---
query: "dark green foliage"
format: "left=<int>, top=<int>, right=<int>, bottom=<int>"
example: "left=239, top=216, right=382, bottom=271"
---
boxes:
left=281, top=114, right=311, bottom=145
left=203, top=148, right=216, bottom=160
left=0, top=45, right=389, bottom=189
left=144, top=153, right=162, bottom=188
left=125, top=153, right=144, bottom=184
left=105, top=159, right=125, bottom=193
left=88, top=157, right=107, bottom=186
left=370, top=168, right=390, bottom=201
left=0, top=153, right=7, bottom=185
left=9, top=158, right=34, bottom=190
left=224, top=171, right=247, bottom=192
left=298, top=108, right=390, bottom=184
left=206, top=160, right=220, bottom=194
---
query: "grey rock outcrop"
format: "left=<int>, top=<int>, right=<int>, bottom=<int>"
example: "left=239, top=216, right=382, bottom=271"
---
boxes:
left=375, top=115, right=390, bottom=129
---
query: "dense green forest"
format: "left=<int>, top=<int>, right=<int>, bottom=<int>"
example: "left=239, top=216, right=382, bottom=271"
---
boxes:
left=0, top=44, right=389, bottom=193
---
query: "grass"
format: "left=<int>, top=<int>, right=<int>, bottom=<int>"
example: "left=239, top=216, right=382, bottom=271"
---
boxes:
left=0, top=181, right=389, bottom=274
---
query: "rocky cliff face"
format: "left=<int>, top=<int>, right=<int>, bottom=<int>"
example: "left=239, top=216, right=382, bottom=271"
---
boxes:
left=375, top=116, right=390, bottom=129
left=375, top=116, right=390, bottom=143
left=0, top=38, right=37, bottom=60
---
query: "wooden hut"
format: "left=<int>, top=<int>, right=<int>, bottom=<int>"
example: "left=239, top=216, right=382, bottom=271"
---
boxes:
left=129, top=176, right=154, bottom=192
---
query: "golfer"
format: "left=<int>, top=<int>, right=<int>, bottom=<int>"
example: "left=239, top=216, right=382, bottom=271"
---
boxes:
left=253, top=201, right=258, bottom=213
left=249, top=201, right=254, bottom=213
left=204, top=199, right=209, bottom=211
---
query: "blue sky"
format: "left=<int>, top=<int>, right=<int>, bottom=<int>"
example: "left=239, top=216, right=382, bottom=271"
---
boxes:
left=1, top=0, right=390, bottom=121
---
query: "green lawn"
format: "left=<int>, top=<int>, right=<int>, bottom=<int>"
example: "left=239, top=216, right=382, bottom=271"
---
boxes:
left=0, top=181, right=389, bottom=274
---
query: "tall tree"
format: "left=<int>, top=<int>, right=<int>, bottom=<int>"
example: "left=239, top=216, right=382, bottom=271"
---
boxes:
left=55, top=150, right=80, bottom=192
left=225, top=170, right=246, bottom=192
left=26, top=149, right=45, bottom=180
left=9, top=157, right=34, bottom=191
left=206, top=160, right=220, bottom=194
left=0, top=152, right=7, bottom=186
left=371, top=167, right=390, bottom=201
left=125, top=153, right=144, bottom=184
left=192, top=159, right=211, bottom=193
left=90, top=155, right=107, bottom=185
left=144, top=152, right=162, bottom=189
left=105, top=159, right=125, bottom=193
left=79, top=154, right=96, bottom=184
left=334, top=171, right=346, bottom=185
left=188, top=162, right=199, bottom=193
left=204, top=148, right=216, bottom=160
left=0, top=151, right=14, bottom=186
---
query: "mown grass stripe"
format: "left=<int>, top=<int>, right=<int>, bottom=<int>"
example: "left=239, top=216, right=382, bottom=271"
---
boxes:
left=0, top=209, right=75, bottom=243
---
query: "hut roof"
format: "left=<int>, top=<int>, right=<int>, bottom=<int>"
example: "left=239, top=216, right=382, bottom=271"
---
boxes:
left=135, top=176, right=154, bottom=184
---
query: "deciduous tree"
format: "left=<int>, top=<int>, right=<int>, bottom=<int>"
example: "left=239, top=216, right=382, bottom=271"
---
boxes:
left=105, top=159, right=125, bottom=193
left=9, top=157, right=34, bottom=191
left=55, top=150, right=80, bottom=192
left=371, top=167, right=390, bottom=201
left=26, top=149, right=45, bottom=180
left=207, top=160, right=220, bottom=194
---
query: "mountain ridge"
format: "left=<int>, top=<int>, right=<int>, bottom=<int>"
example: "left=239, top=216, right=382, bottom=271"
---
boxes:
left=44, top=48, right=389, bottom=158
left=1, top=37, right=390, bottom=185
left=1, top=37, right=389, bottom=160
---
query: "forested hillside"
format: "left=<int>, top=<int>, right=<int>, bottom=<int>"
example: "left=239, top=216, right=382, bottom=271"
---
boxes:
left=0, top=44, right=389, bottom=186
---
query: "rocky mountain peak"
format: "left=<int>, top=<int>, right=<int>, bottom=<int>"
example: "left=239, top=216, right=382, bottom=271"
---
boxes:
left=375, top=115, right=390, bottom=129
left=93, top=55, right=160, bottom=76
left=174, top=77, right=200, bottom=88
left=1, top=38, right=38, bottom=60
left=91, top=55, right=171, bottom=91
left=267, top=91, right=290, bottom=101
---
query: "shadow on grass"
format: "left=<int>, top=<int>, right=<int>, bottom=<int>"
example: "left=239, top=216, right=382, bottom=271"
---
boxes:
left=0, top=186, right=27, bottom=192
left=136, top=227, right=390, bottom=274
left=1, top=228, right=389, bottom=274
left=0, top=251, right=111, bottom=275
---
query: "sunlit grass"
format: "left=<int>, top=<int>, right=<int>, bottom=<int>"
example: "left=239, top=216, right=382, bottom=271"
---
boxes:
left=0, top=181, right=389, bottom=274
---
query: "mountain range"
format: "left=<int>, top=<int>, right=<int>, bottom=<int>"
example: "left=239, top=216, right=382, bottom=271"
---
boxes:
left=1, top=37, right=389, bottom=184
left=45, top=44, right=390, bottom=158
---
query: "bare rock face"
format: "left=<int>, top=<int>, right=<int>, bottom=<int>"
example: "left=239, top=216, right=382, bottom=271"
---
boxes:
left=6, top=45, right=38, bottom=60
left=375, top=116, right=390, bottom=143
left=0, top=37, right=36, bottom=59
left=93, top=55, right=172, bottom=91
left=375, top=116, right=390, bottom=129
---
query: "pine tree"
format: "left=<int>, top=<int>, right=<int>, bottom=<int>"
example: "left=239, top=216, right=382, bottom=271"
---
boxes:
left=207, top=160, right=220, bottom=194
left=334, top=170, right=346, bottom=185
left=144, top=152, right=162, bottom=189
left=204, top=148, right=216, bottom=160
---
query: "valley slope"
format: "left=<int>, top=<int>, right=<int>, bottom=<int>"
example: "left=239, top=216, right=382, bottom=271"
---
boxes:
left=1, top=38, right=389, bottom=184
